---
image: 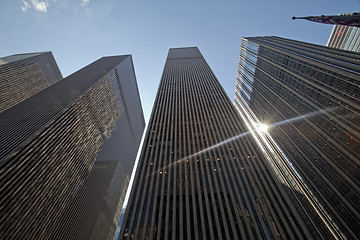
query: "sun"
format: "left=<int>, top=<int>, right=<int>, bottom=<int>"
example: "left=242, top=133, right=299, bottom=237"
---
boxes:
left=258, top=123, right=269, bottom=132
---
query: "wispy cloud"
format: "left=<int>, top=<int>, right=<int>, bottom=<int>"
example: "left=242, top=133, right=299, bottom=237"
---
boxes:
left=81, top=0, right=92, bottom=17
left=21, top=0, right=49, bottom=12
left=21, top=0, right=31, bottom=11
left=85, top=8, right=93, bottom=16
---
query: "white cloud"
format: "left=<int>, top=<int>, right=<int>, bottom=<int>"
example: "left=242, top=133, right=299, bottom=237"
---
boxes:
left=81, top=0, right=90, bottom=6
left=21, top=0, right=49, bottom=12
left=31, top=0, right=49, bottom=12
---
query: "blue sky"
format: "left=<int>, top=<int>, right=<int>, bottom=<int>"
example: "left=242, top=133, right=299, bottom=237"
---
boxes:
left=1, top=0, right=359, bottom=122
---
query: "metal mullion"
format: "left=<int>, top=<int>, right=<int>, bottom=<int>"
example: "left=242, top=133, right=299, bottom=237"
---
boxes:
left=191, top=67, right=219, bottom=240
left=199, top=108, right=249, bottom=239
left=147, top=72, right=173, bottom=240
left=189, top=64, right=206, bottom=239
left=172, top=69, right=180, bottom=240
left=246, top=146, right=311, bottom=239
left=127, top=118, right=155, bottom=237
left=231, top=137, right=272, bottom=239
left=271, top=36, right=360, bottom=64
left=198, top=71, right=233, bottom=239
left=229, top=101, right=296, bottom=238
left=253, top=77, right=357, bottom=169
left=207, top=78, right=265, bottom=239
left=193, top=65, right=227, bottom=239
left=234, top=97, right=319, bottom=238
left=258, top=37, right=360, bottom=73
left=189, top=66, right=216, bottom=240
left=239, top=127, right=308, bottom=239
left=188, top=70, right=196, bottom=238
left=212, top=77, right=258, bottom=240
left=259, top=54, right=360, bottom=112
left=204, top=68, right=260, bottom=238
left=274, top=121, right=360, bottom=219
left=139, top=76, right=171, bottom=239
left=251, top=37, right=359, bottom=80
left=257, top=64, right=360, bottom=162
left=162, top=75, right=176, bottom=240
left=223, top=96, right=293, bottom=239
left=187, top=72, right=208, bottom=239
left=178, top=65, right=187, bottom=240
left=251, top=70, right=360, bottom=187
left=182, top=69, right=193, bottom=240
left=206, top=73, right=258, bottom=239
left=123, top=69, right=167, bottom=237
left=233, top=95, right=305, bottom=238
left=200, top=70, right=241, bottom=239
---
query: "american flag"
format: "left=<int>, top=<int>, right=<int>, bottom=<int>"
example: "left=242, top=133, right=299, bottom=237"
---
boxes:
left=292, top=13, right=360, bottom=28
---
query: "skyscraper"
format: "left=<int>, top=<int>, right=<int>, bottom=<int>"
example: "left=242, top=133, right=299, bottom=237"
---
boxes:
left=0, top=52, right=63, bottom=113
left=235, top=36, right=360, bottom=239
left=0, top=55, right=145, bottom=239
left=327, top=24, right=360, bottom=52
left=118, top=47, right=317, bottom=239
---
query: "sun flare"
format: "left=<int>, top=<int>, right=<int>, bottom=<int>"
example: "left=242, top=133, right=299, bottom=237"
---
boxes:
left=258, top=123, right=269, bottom=132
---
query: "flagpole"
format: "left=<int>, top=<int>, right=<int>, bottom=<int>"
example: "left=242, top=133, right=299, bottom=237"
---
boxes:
left=292, top=13, right=360, bottom=27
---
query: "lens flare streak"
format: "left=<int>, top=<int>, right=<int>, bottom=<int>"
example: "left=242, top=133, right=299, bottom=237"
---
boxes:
left=234, top=98, right=342, bottom=239
left=153, top=103, right=337, bottom=177
left=153, top=131, right=252, bottom=175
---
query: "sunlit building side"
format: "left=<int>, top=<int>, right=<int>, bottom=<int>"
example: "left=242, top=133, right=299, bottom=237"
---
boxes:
left=235, top=36, right=360, bottom=239
left=327, top=24, right=360, bottom=52
left=118, top=47, right=316, bottom=239
left=0, top=55, right=145, bottom=239
left=0, top=52, right=63, bottom=113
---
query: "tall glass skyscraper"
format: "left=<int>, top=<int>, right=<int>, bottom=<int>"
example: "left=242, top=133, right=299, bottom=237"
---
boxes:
left=118, top=47, right=317, bottom=239
left=0, top=55, right=145, bottom=239
left=0, top=52, right=63, bottom=113
left=235, top=36, right=360, bottom=239
left=327, top=24, right=360, bottom=52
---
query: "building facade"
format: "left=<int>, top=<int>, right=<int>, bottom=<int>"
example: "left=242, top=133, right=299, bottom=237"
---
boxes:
left=118, top=47, right=318, bottom=239
left=0, top=52, right=63, bottom=113
left=0, top=55, right=145, bottom=239
left=327, top=24, right=360, bottom=52
left=235, top=36, right=360, bottom=239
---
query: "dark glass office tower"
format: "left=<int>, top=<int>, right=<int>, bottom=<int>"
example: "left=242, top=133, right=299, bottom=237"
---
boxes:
left=118, top=47, right=315, bottom=239
left=0, top=52, right=63, bottom=113
left=0, top=55, right=145, bottom=239
left=235, top=36, right=360, bottom=239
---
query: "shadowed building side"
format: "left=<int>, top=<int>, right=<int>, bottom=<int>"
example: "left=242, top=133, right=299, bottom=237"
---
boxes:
left=0, top=55, right=145, bottom=240
left=0, top=52, right=63, bottom=113
left=118, top=47, right=314, bottom=240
